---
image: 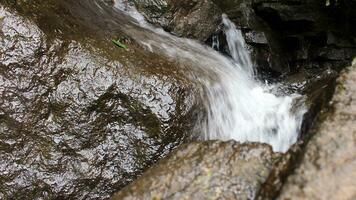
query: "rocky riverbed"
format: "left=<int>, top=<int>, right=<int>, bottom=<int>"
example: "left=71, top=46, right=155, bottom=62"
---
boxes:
left=1, top=0, right=355, bottom=199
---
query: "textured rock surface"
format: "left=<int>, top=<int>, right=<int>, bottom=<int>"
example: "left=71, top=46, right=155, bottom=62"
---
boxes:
left=253, top=0, right=356, bottom=73
left=1, top=0, right=355, bottom=199
left=277, top=62, right=356, bottom=200
left=211, top=0, right=356, bottom=76
left=112, top=141, right=281, bottom=200
left=111, top=0, right=356, bottom=77
left=0, top=1, right=196, bottom=199
left=254, top=68, right=339, bottom=200
left=128, top=0, right=222, bottom=41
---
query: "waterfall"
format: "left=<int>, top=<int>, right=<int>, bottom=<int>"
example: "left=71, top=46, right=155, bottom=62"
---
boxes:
left=112, top=1, right=306, bottom=152
left=222, top=14, right=254, bottom=76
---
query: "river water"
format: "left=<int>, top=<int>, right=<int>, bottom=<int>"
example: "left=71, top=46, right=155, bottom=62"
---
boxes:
left=113, top=0, right=306, bottom=152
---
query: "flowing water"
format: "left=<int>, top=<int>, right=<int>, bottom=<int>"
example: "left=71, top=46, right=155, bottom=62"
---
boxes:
left=0, top=1, right=309, bottom=198
left=113, top=0, right=306, bottom=153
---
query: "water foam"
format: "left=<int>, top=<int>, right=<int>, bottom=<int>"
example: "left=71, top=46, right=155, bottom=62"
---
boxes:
left=112, top=0, right=306, bottom=152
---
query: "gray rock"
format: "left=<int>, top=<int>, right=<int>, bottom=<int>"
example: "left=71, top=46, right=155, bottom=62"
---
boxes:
left=316, top=47, right=353, bottom=60
left=211, top=0, right=290, bottom=74
left=326, top=32, right=356, bottom=48
left=129, top=0, right=222, bottom=41
left=245, top=30, right=268, bottom=44
left=256, top=3, right=320, bottom=22
left=112, top=141, right=281, bottom=200
left=278, top=61, right=356, bottom=200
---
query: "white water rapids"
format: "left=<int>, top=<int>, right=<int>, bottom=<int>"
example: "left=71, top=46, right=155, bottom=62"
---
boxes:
left=113, top=0, right=306, bottom=152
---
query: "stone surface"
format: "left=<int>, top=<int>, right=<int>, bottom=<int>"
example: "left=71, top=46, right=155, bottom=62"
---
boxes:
left=112, top=141, right=281, bottom=200
left=254, top=67, right=339, bottom=200
left=209, top=0, right=290, bottom=74
left=0, top=1, right=196, bottom=199
left=277, top=62, right=356, bottom=200
left=128, top=0, right=222, bottom=41
left=245, top=30, right=268, bottom=44
left=253, top=0, right=356, bottom=73
left=210, top=0, right=356, bottom=75
left=1, top=0, right=355, bottom=199
left=113, top=0, right=356, bottom=76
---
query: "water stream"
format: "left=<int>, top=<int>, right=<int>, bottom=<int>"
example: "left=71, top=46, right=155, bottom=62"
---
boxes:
left=113, top=0, right=306, bottom=152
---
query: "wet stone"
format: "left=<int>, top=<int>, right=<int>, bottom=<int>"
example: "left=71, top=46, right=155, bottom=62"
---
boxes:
left=112, top=141, right=281, bottom=200
left=244, top=30, right=268, bottom=44
left=277, top=62, right=356, bottom=200
left=128, top=0, right=222, bottom=41
left=0, top=3, right=195, bottom=199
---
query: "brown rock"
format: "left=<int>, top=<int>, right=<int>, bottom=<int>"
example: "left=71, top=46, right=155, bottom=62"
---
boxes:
left=278, top=62, right=356, bottom=200
left=112, top=141, right=281, bottom=200
left=129, top=0, right=222, bottom=41
left=0, top=1, right=195, bottom=199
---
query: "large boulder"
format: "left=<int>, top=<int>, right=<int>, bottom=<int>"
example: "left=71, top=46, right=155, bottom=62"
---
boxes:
left=0, top=1, right=196, bottom=199
left=277, top=61, right=356, bottom=200
left=127, top=0, right=222, bottom=41
left=112, top=141, right=281, bottom=200
left=250, top=67, right=339, bottom=200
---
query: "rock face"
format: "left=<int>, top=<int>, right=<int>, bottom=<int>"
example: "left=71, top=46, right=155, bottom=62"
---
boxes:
left=1, top=0, right=355, bottom=199
left=128, top=0, right=222, bottom=41
left=277, top=62, right=356, bottom=200
left=0, top=1, right=196, bottom=199
left=113, top=0, right=356, bottom=78
left=253, top=0, right=356, bottom=72
left=112, top=141, right=281, bottom=200
left=210, top=0, right=356, bottom=76
left=210, top=0, right=284, bottom=75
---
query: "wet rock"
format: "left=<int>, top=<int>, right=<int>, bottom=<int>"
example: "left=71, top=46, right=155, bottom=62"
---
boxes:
left=0, top=1, right=195, bottom=199
left=255, top=67, right=339, bottom=200
left=254, top=0, right=356, bottom=72
left=255, top=3, right=320, bottom=23
left=326, top=32, right=356, bottom=48
left=210, top=0, right=289, bottom=75
left=245, top=30, right=268, bottom=44
left=277, top=61, right=356, bottom=200
left=316, top=47, right=354, bottom=60
left=212, top=0, right=251, bottom=26
left=128, top=0, right=222, bottom=41
left=112, top=141, right=281, bottom=200
left=119, top=0, right=355, bottom=76
left=275, top=68, right=338, bottom=95
left=209, top=0, right=356, bottom=76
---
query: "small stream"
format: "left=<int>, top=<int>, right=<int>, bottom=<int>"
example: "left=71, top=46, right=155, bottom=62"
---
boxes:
left=0, top=0, right=310, bottom=199
left=113, top=0, right=306, bottom=152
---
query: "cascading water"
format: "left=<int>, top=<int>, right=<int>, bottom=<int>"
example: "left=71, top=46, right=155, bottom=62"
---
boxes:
left=211, top=35, right=220, bottom=51
left=222, top=14, right=254, bottom=76
left=113, top=0, right=306, bottom=152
